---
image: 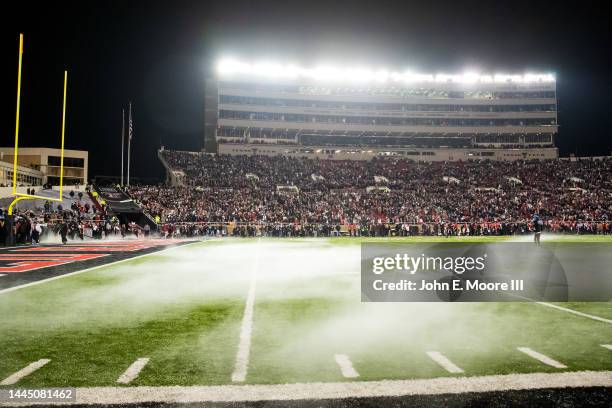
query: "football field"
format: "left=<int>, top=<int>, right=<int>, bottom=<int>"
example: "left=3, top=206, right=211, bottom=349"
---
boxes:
left=0, top=237, right=611, bottom=405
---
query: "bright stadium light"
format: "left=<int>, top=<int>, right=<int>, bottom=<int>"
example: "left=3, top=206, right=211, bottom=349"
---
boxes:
left=494, top=74, right=523, bottom=83
left=403, top=72, right=435, bottom=83
left=435, top=74, right=461, bottom=83
left=217, top=58, right=252, bottom=75
left=460, top=72, right=480, bottom=83
left=434, top=74, right=447, bottom=83
left=311, top=65, right=343, bottom=81
left=493, top=74, right=510, bottom=83
left=345, top=68, right=372, bottom=82
left=283, top=64, right=302, bottom=79
left=215, top=58, right=556, bottom=84
left=374, top=70, right=389, bottom=83
left=394, top=71, right=406, bottom=82
left=251, top=62, right=288, bottom=78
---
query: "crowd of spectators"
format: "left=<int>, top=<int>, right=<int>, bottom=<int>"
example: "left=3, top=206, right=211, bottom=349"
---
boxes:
left=127, top=151, right=612, bottom=237
left=0, top=192, right=134, bottom=246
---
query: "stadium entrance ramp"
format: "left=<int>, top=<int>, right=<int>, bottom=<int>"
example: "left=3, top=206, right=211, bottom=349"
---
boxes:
left=94, top=185, right=157, bottom=230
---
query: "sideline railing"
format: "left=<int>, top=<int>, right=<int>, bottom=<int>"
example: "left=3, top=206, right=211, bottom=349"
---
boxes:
left=157, top=220, right=611, bottom=235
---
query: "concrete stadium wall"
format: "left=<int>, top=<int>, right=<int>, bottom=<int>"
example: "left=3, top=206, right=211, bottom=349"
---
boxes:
left=217, top=143, right=559, bottom=161
left=0, top=184, right=87, bottom=199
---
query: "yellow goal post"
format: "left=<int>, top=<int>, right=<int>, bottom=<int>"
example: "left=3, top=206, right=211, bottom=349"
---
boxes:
left=8, top=33, right=67, bottom=215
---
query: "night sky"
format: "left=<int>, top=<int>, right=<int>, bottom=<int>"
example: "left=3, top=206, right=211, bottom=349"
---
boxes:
left=1, top=1, right=609, bottom=181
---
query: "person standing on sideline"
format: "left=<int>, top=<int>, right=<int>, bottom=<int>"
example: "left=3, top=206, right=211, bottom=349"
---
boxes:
left=60, top=221, right=69, bottom=244
left=533, top=213, right=543, bottom=246
left=31, top=221, right=42, bottom=244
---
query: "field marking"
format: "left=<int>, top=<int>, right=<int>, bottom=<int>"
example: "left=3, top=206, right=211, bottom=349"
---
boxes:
left=0, top=240, right=209, bottom=295
left=116, top=358, right=150, bottom=384
left=231, top=240, right=260, bottom=382
left=426, top=351, right=464, bottom=374
left=510, top=292, right=612, bottom=325
left=334, top=354, right=360, bottom=378
left=601, top=344, right=612, bottom=351
left=534, top=302, right=612, bottom=325
left=517, top=347, right=567, bottom=369
left=0, top=274, right=5, bottom=277
left=0, top=359, right=51, bottom=385
left=24, top=371, right=612, bottom=404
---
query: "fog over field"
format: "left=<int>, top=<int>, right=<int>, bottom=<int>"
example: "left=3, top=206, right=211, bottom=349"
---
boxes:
left=1, top=238, right=611, bottom=388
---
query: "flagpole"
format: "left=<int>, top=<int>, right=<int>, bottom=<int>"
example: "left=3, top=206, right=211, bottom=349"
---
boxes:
left=127, top=102, right=132, bottom=186
left=121, top=109, right=125, bottom=186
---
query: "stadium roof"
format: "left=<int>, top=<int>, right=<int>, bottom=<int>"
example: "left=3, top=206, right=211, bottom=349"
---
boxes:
left=217, top=58, right=556, bottom=84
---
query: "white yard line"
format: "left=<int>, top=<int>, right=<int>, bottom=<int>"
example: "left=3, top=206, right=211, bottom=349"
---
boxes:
left=116, top=358, right=150, bottom=384
left=0, top=359, right=51, bottom=385
left=0, top=240, right=207, bottom=295
left=334, top=354, right=360, bottom=378
left=20, top=371, right=612, bottom=405
left=517, top=347, right=567, bottom=369
left=600, top=344, right=612, bottom=351
left=231, top=240, right=260, bottom=382
left=426, top=351, right=464, bottom=374
left=535, top=302, right=612, bottom=325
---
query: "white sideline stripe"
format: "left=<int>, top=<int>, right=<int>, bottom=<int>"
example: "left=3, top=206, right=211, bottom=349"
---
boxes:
left=426, top=351, right=464, bottom=374
left=0, top=240, right=208, bottom=295
left=20, top=371, right=612, bottom=405
left=601, top=344, right=612, bottom=351
left=231, top=240, right=260, bottom=382
left=334, top=354, right=360, bottom=378
left=517, top=347, right=567, bottom=369
left=535, top=302, right=612, bottom=325
left=116, top=358, right=150, bottom=384
left=506, top=293, right=612, bottom=326
left=0, top=274, right=5, bottom=277
left=0, top=359, right=51, bottom=385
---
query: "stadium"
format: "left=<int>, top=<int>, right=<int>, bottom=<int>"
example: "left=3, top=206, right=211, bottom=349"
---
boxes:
left=1, top=3, right=612, bottom=407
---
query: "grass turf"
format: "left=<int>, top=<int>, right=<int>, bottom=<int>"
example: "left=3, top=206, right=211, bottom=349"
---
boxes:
left=0, top=237, right=610, bottom=387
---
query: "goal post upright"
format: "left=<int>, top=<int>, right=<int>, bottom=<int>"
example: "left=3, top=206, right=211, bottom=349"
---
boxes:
left=11, top=33, right=24, bottom=196
left=8, top=34, right=68, bottom=215
left=58, top=70, right=67, bottom=199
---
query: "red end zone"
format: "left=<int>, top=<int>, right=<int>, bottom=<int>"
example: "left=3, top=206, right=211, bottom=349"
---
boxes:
left=10, top=239, right=186, bottom=253
left=0, top=239, right=191, bottom=275
left=0, top=253, right=109, bottom=273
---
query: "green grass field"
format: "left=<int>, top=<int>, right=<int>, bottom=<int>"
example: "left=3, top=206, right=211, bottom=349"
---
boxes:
left=0, top=236, right=611, bottom=389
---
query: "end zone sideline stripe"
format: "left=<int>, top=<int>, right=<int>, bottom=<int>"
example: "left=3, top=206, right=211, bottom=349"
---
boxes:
left=535, top=301, right=612, bottom=325
left=0, top=240, right=210, bottom=296
left=510, top=293, right=612, bottom=325
left=18, top=371, right=612, bottom=405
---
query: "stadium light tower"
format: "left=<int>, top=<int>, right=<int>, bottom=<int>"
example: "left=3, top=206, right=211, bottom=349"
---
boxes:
left=215, top=58, right=556, bottom=84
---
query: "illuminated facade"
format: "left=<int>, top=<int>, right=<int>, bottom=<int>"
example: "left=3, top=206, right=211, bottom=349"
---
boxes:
left=205, top=60, right=558, bottom=161
left=0, top=147, right=88, bottom=185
